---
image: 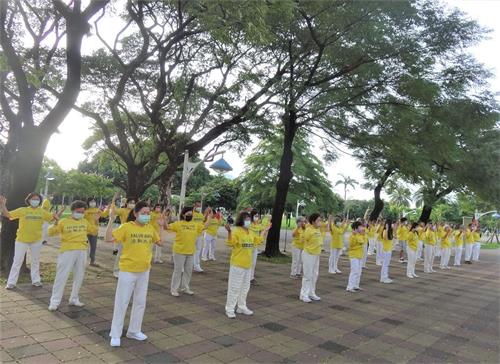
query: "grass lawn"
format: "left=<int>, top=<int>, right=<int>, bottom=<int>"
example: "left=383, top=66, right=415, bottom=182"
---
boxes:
left=481, top=242, right=500, bottom=249
left=257, top=253, right=292, bottom=264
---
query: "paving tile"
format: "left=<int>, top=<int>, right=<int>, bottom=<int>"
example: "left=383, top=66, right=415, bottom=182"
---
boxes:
left=144, top=351, right=181, bottom=363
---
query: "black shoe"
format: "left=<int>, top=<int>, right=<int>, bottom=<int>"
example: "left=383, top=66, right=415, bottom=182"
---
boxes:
left=250, top=279, right=258, bottom=286
left=42, top=241, right=47, bottom=245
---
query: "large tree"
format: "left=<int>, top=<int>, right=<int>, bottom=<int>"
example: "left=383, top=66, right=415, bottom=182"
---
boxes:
left=0, top=0, right=108, bottom=273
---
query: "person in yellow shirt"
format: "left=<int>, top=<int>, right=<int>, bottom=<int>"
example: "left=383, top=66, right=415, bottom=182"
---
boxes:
left=471, top=226, right=482, bottom=262
left=202, top=208, right=221, bottom=261
left=249, top=209, right=265, bottom=284
left=397, top=218, right=409, bottom=263
left=165, top=206, right=211, bottom=296
left=84, top=197, right=104, bottom=267
left=424, top=223, right=437, bottom=273
left=453, top=225, right=464, bottom=266
left=224, top=211, right=271, bottom=318
left=439, top=225, right=452, bottom=269
left=290, top=217, right=306, bottom=279
left=375, top=221, right=384, bottom=266
left=105, top=200, right=163, bottom=347
left=41, top=194, right=53, bottom=245
left=300, top=213, right=323, bottom=303
left=379, top=219, right=394, bottom=283
left=464, top=224, right=475, bottom=264
left=150, top=204, right=164, bottom=264
left=346, top=221, right=366, bottom=292
left=111, top=195, right=136, bottom=277
left=328, top=216, right=346, bottom=274
left=48, top=200, right=97, bottom=311
left=435, top=223, right=445, bottom=258
left=406, top=223, right=419, bottom=278
left=367, top=221, right=376, bottom=256
left=416, top=221, right=426, bottom=261
left=192, top=201, right=205, bottom=273
left=1, top=193, right=60, bottom=289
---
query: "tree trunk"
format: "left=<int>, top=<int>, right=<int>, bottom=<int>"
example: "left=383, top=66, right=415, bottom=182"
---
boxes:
left=158, top=176, right=173, bottom=206
left=264, top=113, right=297, bottom=257
left=368, top=168, right=394, bottom=222
left=419, top=205, right=433, bottom=223
left=1, top=130, right=49, bottom=274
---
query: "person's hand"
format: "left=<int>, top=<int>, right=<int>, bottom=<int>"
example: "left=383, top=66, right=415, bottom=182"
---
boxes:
left=264, top=223, right=272, bottom=232
left=225, top=224, right=231, bottom=233
left=0, top=195, right=6, bottom=208
left=109, top=204, right=116, bottom=220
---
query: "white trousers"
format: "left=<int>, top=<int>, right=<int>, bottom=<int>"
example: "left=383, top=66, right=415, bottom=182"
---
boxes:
left=347, top=258, right=362, bottom=289
left=361, top=244, right=368, bottom=267
left=424, top=245, right=435, bottom=272
left=42, top=222, right=49, bottom=242
left=250, top=248, right=258, bottom=280
left=110, top=270, right=150, bottom=338
left=416, top=240, right=423, bottom=260
left=154, top=245, right=162, bottom=261
left=225, top=265, right=251, bottom=313
left=193, top=235, right=203, bottom=269
left=440, top=248, right=451, bottom=268
left=300, top=251, right=319, bottom=298
left=406, top=248, right=417, bottom=277
left=113, top=243, right=122, bottom=276
left=328, top=248, right=342, bottom=273
left=50, top=250, right=87, bottom=306
left=435, top=240, right=441, bottom=257
left=367, top=238, right=376, bottom=255
left=464, top=243, right=473, bottom=261
left=472, top=242, right=481, bottom=261
left=454, top=246, right=463, bottom=266
left=380, top=251, right=392, bottom=281
left=376, top=240, right=383, bottom=265
left=7, top=240, right=43, bottom=286
left=171, top=253, right=193, bottom=293
left=290, top=247, right=303, bottom=276
left=202, top=233, right=217, bottom=260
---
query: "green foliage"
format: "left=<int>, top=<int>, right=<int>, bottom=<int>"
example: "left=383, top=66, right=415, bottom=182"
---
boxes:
left=237, top=131, right=343, bottom=214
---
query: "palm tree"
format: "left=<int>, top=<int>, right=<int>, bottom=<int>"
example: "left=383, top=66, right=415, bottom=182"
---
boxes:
left=335, top=174, right=358, bottom=201
left=388, top=185, right=412, bottom=218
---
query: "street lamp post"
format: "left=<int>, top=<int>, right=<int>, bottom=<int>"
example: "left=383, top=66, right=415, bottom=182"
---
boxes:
left=44, top=170, right=55, bottom=197
left=295, top=200, right=305, bottom=218
left=178, top=149, right=232, bottom=213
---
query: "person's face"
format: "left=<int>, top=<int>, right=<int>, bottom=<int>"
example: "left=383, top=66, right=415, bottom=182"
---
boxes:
left=314, top=217, right=321, bottom=227
left=155, top=206, right=161, bottom=213
left=134, top=207, right=150, bottom=217
left=357, top=225, right=365, bottom=233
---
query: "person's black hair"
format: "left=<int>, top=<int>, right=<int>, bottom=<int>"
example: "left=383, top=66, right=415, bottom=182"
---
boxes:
left=351, top=221, right=362, bottom=231
left=180, top=206, right=193, bottom=221
left=153, top=203, right=161, bottom=209
left=308, top=213, right=320, bottom=225
left=400, top=217, right=407, bottom=222
left=127, top=200, right=149, bottom=222
left=71, top=200, right=87, bottom=211
left=410, top=222, right=418, bottom=231
left=126, top=197, right=136, bottom=204
left=250, top=209, right=259, bottom=220
left=86, top=197, right=96, bottom=204
left=385, top=218, right=393, bottom=240
left=235, top=211, right=251, bottom=227
left=25, top=192, right=43, bottom=205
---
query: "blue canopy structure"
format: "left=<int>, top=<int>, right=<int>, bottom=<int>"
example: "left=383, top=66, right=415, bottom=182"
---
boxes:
left=210, top=157, right=233, bottom=173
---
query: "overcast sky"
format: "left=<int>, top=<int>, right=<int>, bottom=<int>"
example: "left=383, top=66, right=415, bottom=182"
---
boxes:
left=44, top=0, right=500, bottom=201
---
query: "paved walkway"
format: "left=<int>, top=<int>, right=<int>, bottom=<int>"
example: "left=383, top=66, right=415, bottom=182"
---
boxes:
left=1, top=231, right=499, bottom=363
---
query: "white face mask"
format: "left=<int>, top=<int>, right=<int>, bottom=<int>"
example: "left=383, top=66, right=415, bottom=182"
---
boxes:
left=243, top=220, right=251, bottom=228
left=128, top=203, right=136, bottom=209
left=73, top=212, right=84, bottom=220
left=29, top=199, right=40, bottom=207
left=253, top=216, right=259, bottom=222
left=89, top=201, right=96, bottom=208
left=195, top=207, right=201, bottom=213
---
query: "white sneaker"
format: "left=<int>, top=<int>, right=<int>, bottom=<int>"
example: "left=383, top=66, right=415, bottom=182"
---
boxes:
left=346, top=288, right=357, bottom=293
left=300, top=296, right=312, bottom=303
left=335, top=269, right=342, bottom=274
left=193, top=266, right=204, bottom=272
left=171, top=291, right=180, bottom=297
left=210, top=257, right=216, bottom=261
left=289, top=275, right=299, bottom=279
left=69, top=300, right=85, bottom=307
left=182, top=289, right=194, bottom=295
left=310, top=295, right=321, bottom=301
left=110, top=337, right=121, bottom=347
left=226, top=311, right=236, bottom=319
left=48, top=304, right=58, bottom=311
left=236, top=307, right=254, bottom=315
left=201, top=257, right=208, bottom=262
left=328, top=270, right=336, bottom=274
left=32, top=282, right=43, bottom=287
left=126, top=332, right=147, bottom=341
left=113, top=272, right=119, bottom=278
left=5, top=284, right=15, bottom=290
left=380, top=279, right=393, bottom=284
left=413, top=274, right=419, bottom=278
left=407, top=275, right=414, bottom=279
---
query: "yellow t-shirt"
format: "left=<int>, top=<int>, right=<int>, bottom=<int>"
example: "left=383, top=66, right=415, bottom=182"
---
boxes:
left=454, top=230, right=464, bottom=247
left=424, top=230, right=437, bottom=246
left=397, top=225, right=409, bottom=241
left=226, top=227, right=263, bottom=269
left=9, top=207, right=53, bottom=243
left=192, top=211, right=204, bottom=224
left=348, top=233, right=365, bottom=259
left=303, top=226, right=323, bottom=255
left=417, top=226, right=426, bottom=240
left=441, top=232, right=452, bottom=248
left=379, top=229, right=393, bottom=252
left=168, top=220, right=204, bottom=255
left=367, top=225, right=376, bottom=238
left=472, top=231, right=480, bottom=242
left=49, top=218, right=89, bottom=252
left=292, top=227, right=305, bottom=249
left=407, top=231, right=418, bottom=251
left=115, top=207, right=132, bottom=225
left=465, top=229, right=474, bottom=244
left=84, top=208, right=100, bottom=236
left=112, top=222, right=160, bottom=272
left=206, top=217, right=221, bottom=236
left=42, top=199, right=51, bottom=211
left=330, top=224, right=345, bottom=249
left=150, top=211, right=162, bottom=234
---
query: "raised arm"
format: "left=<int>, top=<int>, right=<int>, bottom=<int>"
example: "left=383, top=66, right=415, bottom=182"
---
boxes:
left=105, top=205, right=116, bottom=242
left=0, top=196, right=11, bottom=218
